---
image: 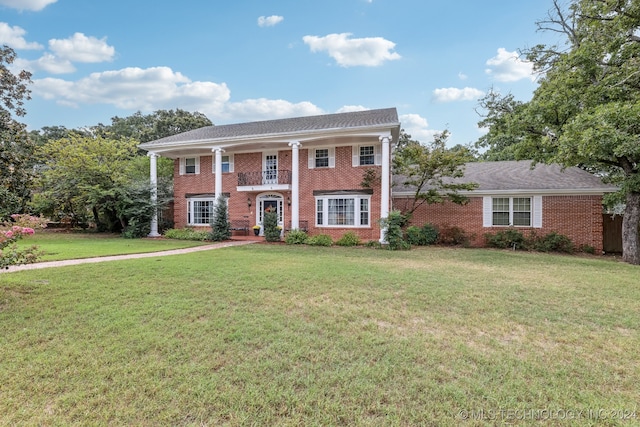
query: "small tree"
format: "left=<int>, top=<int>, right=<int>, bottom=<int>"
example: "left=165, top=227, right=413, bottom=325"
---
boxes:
left=209, top=196, right=231, bottom=241
left=380, top=210, right=410, bottom=250
left=263, top=208, right=281, bottom=242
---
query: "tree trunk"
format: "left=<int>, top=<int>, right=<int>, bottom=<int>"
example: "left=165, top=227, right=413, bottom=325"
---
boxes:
left=622, top=191, right=640, bottom=265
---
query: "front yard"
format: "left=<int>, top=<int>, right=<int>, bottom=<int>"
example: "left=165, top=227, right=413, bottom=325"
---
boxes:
left=1, top=244, right=638, bottom=425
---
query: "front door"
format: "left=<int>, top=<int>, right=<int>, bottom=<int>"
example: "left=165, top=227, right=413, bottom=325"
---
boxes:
left=258, top=194, right=284, bottom=235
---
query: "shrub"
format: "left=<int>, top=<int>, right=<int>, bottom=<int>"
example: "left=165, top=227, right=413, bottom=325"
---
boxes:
left=437, top=225, right=470, bottom=247
left=532, top=232, right=575, bottom=253
left=336, top=231, right=361, bottom=247
left=364, top=240, right=383, bottom=249
left=307, top=234, right=333, bottom=246
left=209, top=197, right=231, bottom=242
left=164, top=228, right=210, bottom=241
left=380, top=210, right=410, bottom=250
left=263, top=209, right=281, bottom=242
left=485, top=228, right=527, bottom=250
left=285, top=229, right=308, bottom=245
left=1, top=215, right=46, bottom=269
left=406, top=223, right=439, bottom=246
left=580, top=244, right=596, bottom=254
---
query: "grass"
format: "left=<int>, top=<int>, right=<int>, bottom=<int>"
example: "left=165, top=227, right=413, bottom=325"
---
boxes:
left=1, top=244, right=639, bottom=425
left=16, top=231, right=210, bottom=261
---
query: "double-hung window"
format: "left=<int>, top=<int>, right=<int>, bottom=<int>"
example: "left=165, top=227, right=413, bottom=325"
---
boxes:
left=315, top=194, right=371, bottom=227
left=352, top=145, right=381, bottom=166
left=308, top=147, right=335, bottom=169
left=315, top=149, right=329, bottom=168
left=212, top=154, right=234, bottom=173
left=359, top=146, right=375, bottom=165
left=485, top=196, right=540, bottom=227
left=180, top=156, right=200, bottom=175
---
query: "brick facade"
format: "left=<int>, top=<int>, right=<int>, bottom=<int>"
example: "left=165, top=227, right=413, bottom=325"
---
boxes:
left=400, top=194, right=605, bottom=253
left=173, top=143, right=385, bottom=242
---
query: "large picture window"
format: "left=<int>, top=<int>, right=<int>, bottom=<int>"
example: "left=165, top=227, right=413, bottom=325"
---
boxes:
left=315, top=195, right=370, bottom=227
left=188, top=198, right=214, bottom=225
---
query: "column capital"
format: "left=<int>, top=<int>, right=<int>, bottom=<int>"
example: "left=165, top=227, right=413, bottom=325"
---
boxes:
left=378, top=135, right=392, bottom=143
left=147, top=151, right=159, bottom=158
left=288, top=141, right=301, bottom=148
left=212, top=147, right=225, bottom=153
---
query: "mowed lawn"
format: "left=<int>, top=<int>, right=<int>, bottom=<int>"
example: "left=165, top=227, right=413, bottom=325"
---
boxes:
left=1, top=243, right=638, bottom=425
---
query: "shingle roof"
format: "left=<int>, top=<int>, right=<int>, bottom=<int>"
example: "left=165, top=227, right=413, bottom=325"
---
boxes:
left=140, top=108, right=399, bottom=146
left=393, top=161, right=617, bottom=193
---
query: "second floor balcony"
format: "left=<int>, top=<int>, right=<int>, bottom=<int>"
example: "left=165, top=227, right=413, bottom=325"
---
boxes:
left=237, top=170, right=292, bottom=192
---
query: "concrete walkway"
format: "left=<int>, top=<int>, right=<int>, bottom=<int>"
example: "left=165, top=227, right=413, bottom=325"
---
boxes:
left=2, top=240, right=256, bottom=273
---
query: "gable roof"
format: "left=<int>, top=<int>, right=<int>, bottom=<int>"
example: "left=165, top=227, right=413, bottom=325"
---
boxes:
left=139, top=108, right=400, bottom=149
left=393, top=161, right=617, bottom=195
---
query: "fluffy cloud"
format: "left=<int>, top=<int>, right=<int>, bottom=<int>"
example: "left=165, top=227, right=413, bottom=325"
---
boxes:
left=257, top=15, right=284, bottom=27
left=485, top=48, right=535, bottom=82
left=33, top=66, right=231, bottom=114
left=15, top=53, right=74, bottom=74
left=303, top=33, right=401, bottom=67
left=222, top=99, right=323, bottom=122
left=432, top=87, right=485, bottom=103
left=399, top=113, right=440, bottom=143
left=0, top=22, right=42, bottom=49
left=336, top=105, right=369, bottom=113
left=0, top=0, right=56, bottom=11
left=49, top=33, right=115, bottom=63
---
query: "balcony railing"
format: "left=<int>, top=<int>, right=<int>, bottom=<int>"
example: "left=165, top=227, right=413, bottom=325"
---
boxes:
left=237, top=170, right=292, bottom=186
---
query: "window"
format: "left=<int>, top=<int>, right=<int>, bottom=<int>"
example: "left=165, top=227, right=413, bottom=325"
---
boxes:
left=212, top=154, right=234, bottom=174
left=315, top=195, right=370, bottom=227
left=180, top=156, right=200, bottom=175
left=188, top=198, right=214, bottom=225
left=308, top=147, right=335, bottom=169
left=315, top=149, right=329, bottom=168
left=352, top=145, right=381, bottom=166
left=488, top=197, right=533, bottom=227
left=359, top=146, right=375, bottom=165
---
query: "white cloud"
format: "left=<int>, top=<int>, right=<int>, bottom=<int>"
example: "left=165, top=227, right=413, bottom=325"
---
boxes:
left=399, top=113, right=439, bottom=143
left=15, top=53, right=74, bottom=74
left=485, top=48, right=535, bottom=82
left=257, top=15, right=284, bottom=27
left=432, top=87, right=485, bottom=103
left=33, top=66, right=231, bottom=114
left=49, top=33, right=115, bottom=63
left=458, top=72, right=468, bottom=80
left=0, top=22, right=42, bottom=49
left=303, top=33, right=401, bottom=67
left=222, top=99, right=323, bottom=122
left=0, top=0, right=56, bottom=11
left=336, top=105, right=368, bottom=113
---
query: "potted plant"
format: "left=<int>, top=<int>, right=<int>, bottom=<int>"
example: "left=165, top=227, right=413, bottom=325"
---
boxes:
left=252, top=225, right=261, bottom=236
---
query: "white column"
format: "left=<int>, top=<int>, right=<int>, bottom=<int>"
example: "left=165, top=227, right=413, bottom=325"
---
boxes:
left=213, top=148, right=224, bottom=200
left=288, top=141, right=300, bottom=229
left=379, top=135, right=391, bottom=242
left=148, top=152, right=161, bottom=237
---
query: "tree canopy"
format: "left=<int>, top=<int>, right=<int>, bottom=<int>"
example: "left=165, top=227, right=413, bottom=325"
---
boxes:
left=476, top=0, right=640, bottom=264
left=0, top=45, right=34, bottom=220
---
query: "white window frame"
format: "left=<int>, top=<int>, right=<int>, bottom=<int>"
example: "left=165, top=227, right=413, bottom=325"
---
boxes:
left=187, top=197, right=215, bottom=226
left=315, top=194, right=371, bottom=228
left=308, top=147, right=335, bottom=169
left=179, top=156, right=200, bottom=175
left=352, top=144, right=382, bottom=167
left=212, top=154, right=234, bottom=174
left=483, top=196, right=542, bottom=228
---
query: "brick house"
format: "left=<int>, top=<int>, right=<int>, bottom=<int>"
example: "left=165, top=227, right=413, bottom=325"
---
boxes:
left=393, top=161, right=617, bottom=253
left=139, top=108, right=400, bottom=242
left=139, top=109, right=615, bottom=250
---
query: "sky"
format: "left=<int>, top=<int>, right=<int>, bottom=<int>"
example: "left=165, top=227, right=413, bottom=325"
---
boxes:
left=1, top=0, right=562, bottom=147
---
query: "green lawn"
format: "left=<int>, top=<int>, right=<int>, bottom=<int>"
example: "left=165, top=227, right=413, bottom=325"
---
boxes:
left=17, top=231, right=210, bottom=261
left=1, top=245, right=638, bottom=425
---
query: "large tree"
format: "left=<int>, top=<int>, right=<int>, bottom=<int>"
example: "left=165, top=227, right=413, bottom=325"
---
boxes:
left=476, top=0, right=640, bottom=264
left=393, top=130, right=477, bottom=215
left=0, top=45, right=34, bottom=220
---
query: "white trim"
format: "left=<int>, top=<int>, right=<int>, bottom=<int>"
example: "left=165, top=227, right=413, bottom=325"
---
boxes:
left=180, top=156, right=200, bottom=175
left=481, top=196, right=541, bottom=228
left=533, top=195, right=543, bottom=228
left=308, top=147, right=335, bottom=169
left=187, top=196, right=215, bottom=226
left=482, top=196, right=492, bottom=227
left=393, top=188, right=613, bottom=197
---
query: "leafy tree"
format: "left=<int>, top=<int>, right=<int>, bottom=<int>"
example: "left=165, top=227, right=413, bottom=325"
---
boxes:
left=209, top=197, right=231, bottom=241
left=393, top=129, right=478, bottom=215
left=100, top=109, right=212, bottom=143
left=0, top=45, right=33, bottom=220
left=475, top=0, right=640, bottom=264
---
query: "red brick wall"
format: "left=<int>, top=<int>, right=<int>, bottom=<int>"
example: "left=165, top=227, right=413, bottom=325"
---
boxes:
left=172, top=145, right=385, bottom=242
left=400, top=195, right=604, bottom=253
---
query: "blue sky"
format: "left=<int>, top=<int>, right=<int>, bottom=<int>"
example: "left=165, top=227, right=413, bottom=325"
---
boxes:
left=1, top=0, right=559, bottom=146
